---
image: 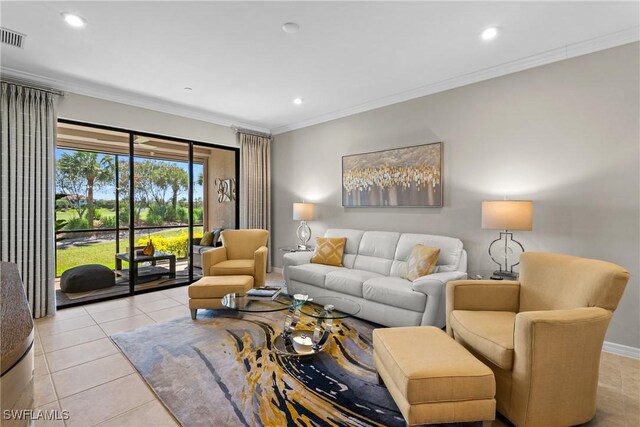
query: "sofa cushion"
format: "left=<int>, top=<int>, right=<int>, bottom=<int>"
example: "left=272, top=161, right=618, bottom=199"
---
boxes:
left=394, top=233, right=463, bottom=270
left=354, top=255, right=394, bottom=276
left=288, top=263, right=342, bottom=288
left=324, top=229, right=364, bottom=255
left=358, top=231, right=401, bottom=259
left=311, top=237, right=346, bottom=267
left=363, top=277, right=426, bottom=312
left=211, top=259, right=254, bottom=276
left=449, top=310, right=516, bottom=370
left=325, top=269, right=382, bottom=298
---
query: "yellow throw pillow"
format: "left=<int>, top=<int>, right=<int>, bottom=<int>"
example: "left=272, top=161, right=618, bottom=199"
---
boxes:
left=400, top=244, right=440, bottom=281
left=311, top=237, right=347, bottom=267
left=200, top=231, right=214, bottom=246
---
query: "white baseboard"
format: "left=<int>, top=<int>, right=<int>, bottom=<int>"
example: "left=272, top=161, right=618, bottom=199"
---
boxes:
left=271, top=267, right=283, bottom=274
left=603, top=341, right=640, bottom=359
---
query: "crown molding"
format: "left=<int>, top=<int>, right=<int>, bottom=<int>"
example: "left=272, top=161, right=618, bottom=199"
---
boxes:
left=2, top=26, right=637, bottom=137
left=0, top=67, right=272, bottom=135
left=272, top=26, right=640, bottom=135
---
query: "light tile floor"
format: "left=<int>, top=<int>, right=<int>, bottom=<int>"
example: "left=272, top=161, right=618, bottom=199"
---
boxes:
left=9, top=273, right=640, bottom=427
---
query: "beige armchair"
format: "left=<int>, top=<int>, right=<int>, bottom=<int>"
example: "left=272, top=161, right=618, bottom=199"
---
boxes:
left=446, top=252, right=629, bottom=427
left=202, top=229, right=269, bottom=286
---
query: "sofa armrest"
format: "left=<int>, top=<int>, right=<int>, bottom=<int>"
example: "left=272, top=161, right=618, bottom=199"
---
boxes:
left=283, top=251, right=314, bottom=268
left=412, top=271, right=466, bottom=327
left=202, top=247, right=227, bottom=276
left=254, top=246, right=268, bottom=287
left=447, top=280, right=521, bottom=311
left=446, top=280, right=520, bottom=335
left=412, top=271, right=467, bottom=295
left=283, top=252, right=314, bottom=285
left=510, top=307, right=612, bottom=423
left=513, top=307, right=611, bottom=353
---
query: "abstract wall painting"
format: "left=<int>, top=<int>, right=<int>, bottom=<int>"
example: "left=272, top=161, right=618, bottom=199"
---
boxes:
left=342, top=142, right=442, bottom=207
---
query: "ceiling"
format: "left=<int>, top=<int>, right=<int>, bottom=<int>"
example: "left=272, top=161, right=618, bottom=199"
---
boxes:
left=1, top=1, right=638, bottom=134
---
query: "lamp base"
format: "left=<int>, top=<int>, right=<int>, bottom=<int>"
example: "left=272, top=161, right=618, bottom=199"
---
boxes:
left=296, top=221, right=311, bottom=249
left=492, top=270, right=519, bottom=279
left=488, top=231, right=524, bottom=277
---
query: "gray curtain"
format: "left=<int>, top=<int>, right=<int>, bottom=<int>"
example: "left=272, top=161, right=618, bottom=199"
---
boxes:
left=239, top=132, right=272, bottom=271
left=1, top=82, right=58, bottom=318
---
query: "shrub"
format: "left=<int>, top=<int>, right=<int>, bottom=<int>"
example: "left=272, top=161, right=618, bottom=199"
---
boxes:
left=92, top=210, right=102, bottom=221
left=147, top=202, right=175, bottom=224
left=66, top=217, right=88, bottom=230
left=177, top=207, right=188, bottom=223
left=146, top=213, right=161, bottom=226
left=137, top=231, right=188, bottom=258
left=119, top=206, right=130, bottom=226
left=95, top=199, right=115, bottom=210
left=101, top=216, right=117, bottom=228
left=193, top=208, right=203, bottom=223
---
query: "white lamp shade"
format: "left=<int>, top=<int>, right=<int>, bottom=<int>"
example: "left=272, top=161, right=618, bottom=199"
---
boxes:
left=482, top=200, right=533, bottom=231
left=293, top=203, right=315, bottom=221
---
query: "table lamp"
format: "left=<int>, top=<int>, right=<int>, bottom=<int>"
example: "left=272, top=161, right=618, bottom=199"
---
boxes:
left=293, top=202, right=315, bottom=249
left=481, top=200, right=533, bottom=278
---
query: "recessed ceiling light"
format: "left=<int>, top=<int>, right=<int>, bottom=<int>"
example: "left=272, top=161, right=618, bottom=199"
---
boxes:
left=61, top=13, right=87, bottom=28
left=481, top=27, right=498, bottom=41
left=282, top=22, right=300, bottom=34
left=293, top=97, right=304, bottom=105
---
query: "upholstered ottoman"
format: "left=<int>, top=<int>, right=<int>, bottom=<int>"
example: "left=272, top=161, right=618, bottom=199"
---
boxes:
left=60, top=264, right=115, bottom=293
left=188, top=275, right=254, bottom=319
left=373, top=326, right=496, bottom=426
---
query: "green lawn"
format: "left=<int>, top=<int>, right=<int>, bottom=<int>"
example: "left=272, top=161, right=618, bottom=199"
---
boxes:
left=56, top=226, right=203, bottom=276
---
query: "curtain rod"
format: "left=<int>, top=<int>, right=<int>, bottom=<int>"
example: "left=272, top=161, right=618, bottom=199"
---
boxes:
left=232, top=126, right=272, bottom=138
left=1, top=78, right=67, bottom=97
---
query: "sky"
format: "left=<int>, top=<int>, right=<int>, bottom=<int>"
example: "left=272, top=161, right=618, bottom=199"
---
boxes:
left=55, top=148, right=204, bottom=201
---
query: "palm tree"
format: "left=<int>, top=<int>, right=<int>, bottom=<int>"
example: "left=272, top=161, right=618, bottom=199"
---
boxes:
left=57, top=152, right=114, bottom=228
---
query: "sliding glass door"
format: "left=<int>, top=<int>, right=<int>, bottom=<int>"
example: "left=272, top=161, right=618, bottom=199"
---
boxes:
left=130, top=135, right=195, bottom=290
left=55, top=121, right=238, bottom=308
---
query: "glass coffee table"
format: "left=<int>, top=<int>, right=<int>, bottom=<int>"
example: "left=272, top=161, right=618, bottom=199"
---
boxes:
left=274, top=296, right=361, bottom=357
left=220, top=292, right=301, bottom=313
left=221, top=293, right=361, bottom=357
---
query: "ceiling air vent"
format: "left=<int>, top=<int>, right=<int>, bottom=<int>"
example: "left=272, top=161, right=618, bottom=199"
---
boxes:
left=1, top=27, right=25, bottom=48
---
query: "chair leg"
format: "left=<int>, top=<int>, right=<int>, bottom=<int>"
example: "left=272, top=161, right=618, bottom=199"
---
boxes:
left=190, top=309, right=197, bottom=320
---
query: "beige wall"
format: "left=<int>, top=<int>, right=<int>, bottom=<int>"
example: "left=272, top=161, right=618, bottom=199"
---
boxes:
left=206, top=148, right=237, bottom=230
left=272, top=43, right=640, bottom=349
left=58, top=93, right=238, bottom=147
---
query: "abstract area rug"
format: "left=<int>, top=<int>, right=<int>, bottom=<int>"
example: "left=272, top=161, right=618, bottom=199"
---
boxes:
left=111, top=309, right=406, bottom=427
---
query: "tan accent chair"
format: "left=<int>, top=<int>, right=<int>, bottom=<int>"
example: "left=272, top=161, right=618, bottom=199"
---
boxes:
left=446, top=252, right=630, bottom=427
left=202, top=229, right=269, bottom=286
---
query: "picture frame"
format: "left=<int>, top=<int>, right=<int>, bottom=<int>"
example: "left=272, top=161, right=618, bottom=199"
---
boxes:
left=342, top=142, right=442, bottom=207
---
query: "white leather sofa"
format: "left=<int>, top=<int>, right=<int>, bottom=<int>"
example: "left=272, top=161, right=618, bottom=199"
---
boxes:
left=283, top=229, right=467, bottom=328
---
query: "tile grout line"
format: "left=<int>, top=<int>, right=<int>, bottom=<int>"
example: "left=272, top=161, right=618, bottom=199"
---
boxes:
left=42, top=334, right=108, bottom=355
left=35, top=319, right=99, bottom=338
left=90, top=395, right=166, bottom=427
left=47, top=351, right=123, bottom=376
left=56, top=369, right=135, bottom=401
